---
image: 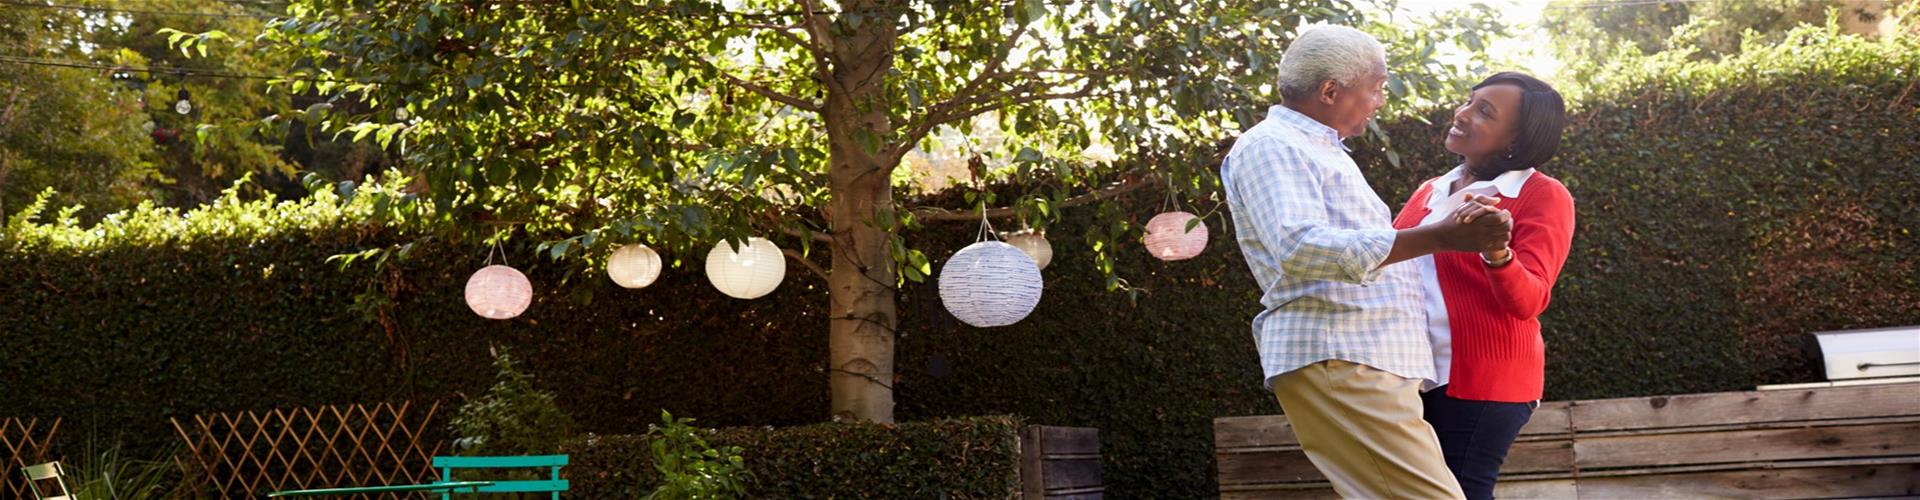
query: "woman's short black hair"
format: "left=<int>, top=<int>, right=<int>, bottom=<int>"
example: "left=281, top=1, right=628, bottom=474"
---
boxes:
left=1473, top=72, right=1566, bottom=172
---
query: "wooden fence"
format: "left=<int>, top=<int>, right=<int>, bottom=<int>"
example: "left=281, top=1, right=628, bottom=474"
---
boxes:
left=1216, top=381, right=1920, bottom=498
left=1, top=417, right=60, bottom=499
left=171, top=401, right=444, bottom=499
left=1022, top=425, right=1102, bottom=499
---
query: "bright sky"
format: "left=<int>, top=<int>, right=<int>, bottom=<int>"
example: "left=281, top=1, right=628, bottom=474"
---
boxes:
left=1398, top=0, right=1564, bottom=79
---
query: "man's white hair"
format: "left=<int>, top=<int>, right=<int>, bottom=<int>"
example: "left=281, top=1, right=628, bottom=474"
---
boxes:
left=1276, top=25, right=1387, bottom=101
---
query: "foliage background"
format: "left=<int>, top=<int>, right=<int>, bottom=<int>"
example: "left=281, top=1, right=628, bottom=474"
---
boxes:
left=1, top=5, right=1915, bottom=499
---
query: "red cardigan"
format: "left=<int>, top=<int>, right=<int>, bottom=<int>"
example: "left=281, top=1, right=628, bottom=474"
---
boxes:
left=1391, top=171, right=1576, bottom=403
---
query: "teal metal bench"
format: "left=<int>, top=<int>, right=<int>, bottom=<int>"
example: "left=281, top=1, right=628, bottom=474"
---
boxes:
left=433, top=454, right=570, bottom=499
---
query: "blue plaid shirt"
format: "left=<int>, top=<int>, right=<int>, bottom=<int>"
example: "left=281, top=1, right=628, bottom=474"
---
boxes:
left=1221, top=105, right=1435, bottom=387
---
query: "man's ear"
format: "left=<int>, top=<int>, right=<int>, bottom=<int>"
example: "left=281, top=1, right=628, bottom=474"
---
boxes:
left=1318, top=80, right=1340, bottom=105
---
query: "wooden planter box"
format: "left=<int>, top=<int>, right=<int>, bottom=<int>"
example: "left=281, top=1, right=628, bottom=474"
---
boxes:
left=1216, top=381, right=1920, bottom=498
left=1023, top=426, right=1103, bottom=499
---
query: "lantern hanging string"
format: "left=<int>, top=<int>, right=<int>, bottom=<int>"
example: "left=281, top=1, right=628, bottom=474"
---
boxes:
left=485, top=228, right=510, bottom=267
left=1161, top=174, right=1180, bottom=213
left=975, top=203, right=1000, bottom=242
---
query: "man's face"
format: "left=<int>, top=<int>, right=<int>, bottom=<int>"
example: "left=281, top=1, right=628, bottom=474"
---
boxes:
left=1326, top=62, right=1389, bottom=138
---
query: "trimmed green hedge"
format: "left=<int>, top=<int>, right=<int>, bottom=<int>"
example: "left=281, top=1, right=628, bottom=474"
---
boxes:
left=2, top=25, right=1914, bottom=499
left=563, top=416, right=1024, bottom=498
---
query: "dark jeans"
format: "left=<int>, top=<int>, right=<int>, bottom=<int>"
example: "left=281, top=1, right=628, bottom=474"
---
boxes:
left=1421, top=385, right=1535, bottom=500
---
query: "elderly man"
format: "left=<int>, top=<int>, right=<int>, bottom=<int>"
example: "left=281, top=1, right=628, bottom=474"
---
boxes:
left=1220, top=25, right=1510, bottom=498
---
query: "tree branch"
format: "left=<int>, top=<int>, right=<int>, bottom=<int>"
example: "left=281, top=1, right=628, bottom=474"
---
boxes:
left=912, top=175, right=1157, bottom=222
left=885, top=25, right=1031, bottom=161
left=951, top=23, right=1030, bottom=107
left=781, top=226, right=834, bottom=245
left=700, top=60, right=821, bottom=112
left=886, top=77, right=1105, bottom=166
left=783, top=248, right=830, bottom=281
left=737, top=22, right=826, bottom=54
left=797, top=0, right=849, bottom=97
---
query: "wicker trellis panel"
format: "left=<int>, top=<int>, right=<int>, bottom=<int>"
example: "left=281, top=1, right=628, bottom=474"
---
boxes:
left=171, top=401, right=444, bottom=499
left=0, top=417, right=60, bottom=499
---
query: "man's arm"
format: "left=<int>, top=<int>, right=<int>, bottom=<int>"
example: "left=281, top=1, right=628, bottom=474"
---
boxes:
left=1226, top=138, right=1398, bottom=284
left=1379, top=194, right=1512, bottom=268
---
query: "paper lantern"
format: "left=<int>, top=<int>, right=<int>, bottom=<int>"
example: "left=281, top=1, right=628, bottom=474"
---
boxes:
left=1144, top=211, right=1208, bottom=261
left=706, top=237, right=785, bottom=299
left=939, top=241, right=1043, bottom=328
left=606, top=244, right=663, bottom=289
left=465, top=264, right=532, bottom=320
left=1004, top=230, right=1054, bottom=270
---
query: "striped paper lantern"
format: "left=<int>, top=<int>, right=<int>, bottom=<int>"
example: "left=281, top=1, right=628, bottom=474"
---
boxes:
left=465, top=264, right=533, bottom=320
left=1144, top=211, right=1208, bottom=261
left=706, top=237, right=785, bottom=299
left=1004, top=230, right=1054, bottom=271
left=606, top=244, right=663, bottom=289
left=938, top=241, right=1043, bottom=328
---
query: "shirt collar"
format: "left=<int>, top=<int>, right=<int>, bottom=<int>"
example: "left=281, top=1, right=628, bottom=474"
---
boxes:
left=1265, top=105, right=1348, bottom=152
left=1427, top=165, right=1534, bottom=209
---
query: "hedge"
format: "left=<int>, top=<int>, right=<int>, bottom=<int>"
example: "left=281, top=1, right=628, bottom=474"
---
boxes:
left=563, top=415, right=1024, bottom=498
left=2, top=25, right=1914, bottom=499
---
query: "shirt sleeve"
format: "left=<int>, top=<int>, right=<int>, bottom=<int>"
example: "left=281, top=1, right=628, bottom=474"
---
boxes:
left=1483, top=178, right=1576, bottom=317
left=1225, top=136, right=1397, bottom=285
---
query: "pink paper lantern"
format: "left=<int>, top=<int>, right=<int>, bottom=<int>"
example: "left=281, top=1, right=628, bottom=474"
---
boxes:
left=465, top=264, right=532, bottom=319
left=1144, top=211, right=1208, bottom=261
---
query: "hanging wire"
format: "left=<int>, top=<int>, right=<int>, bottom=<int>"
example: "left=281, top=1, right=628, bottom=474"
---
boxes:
left=0, top=0, right=276, bottom=19
left=0, top=55, right=355, bottom=83
left=1160, top=173, right=1179, bottom=213
left=485, top=228, right=509, bottom=267
left=974, top=203, right=999, bottom=242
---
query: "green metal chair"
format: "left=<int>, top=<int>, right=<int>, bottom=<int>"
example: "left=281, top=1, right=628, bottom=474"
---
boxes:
left=22, top=461, right=74, bottom=500
left=432, top=454, right=569, bottom=499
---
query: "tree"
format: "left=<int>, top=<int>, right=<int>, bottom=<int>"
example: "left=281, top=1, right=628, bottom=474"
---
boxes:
left=1542, top=0, right=1910, bottom=87
left=258, top=0, right=1373, bottom=424
left=0, top=5, right=157, bottom=222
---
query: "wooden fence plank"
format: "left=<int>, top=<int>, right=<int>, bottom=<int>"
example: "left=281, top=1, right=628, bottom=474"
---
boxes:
left=1021, top=427, right=1044, bottom=499
left=1022, top=426, right=1102, bottom=498
left=1570, top=463, right=1920, bottom=498
left=1518, top=402, right=1571, bottom=437
left=1569, top=382, right=1920, bottom=432
left=1042, top=458, right=1102, bottom=491
left=1574, top=419, right=1920, bottom=470
left=1214, top=415, right=1298, bottom=449
left=1494, top=479, right=1578, bottom=499
left=1220, top=486, right=1340, bottom=500
left=1037, top=426, right=1099, bottom=456
left=1218, top=437, right=1573, bottom=487
left=1215, top=448, right=1320, bottom=486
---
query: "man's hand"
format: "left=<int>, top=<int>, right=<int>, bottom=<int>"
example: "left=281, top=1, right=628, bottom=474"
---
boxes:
left=1435, top=195, right=1511, bottom=253
left=1380, top=194, right=1513, bottom=268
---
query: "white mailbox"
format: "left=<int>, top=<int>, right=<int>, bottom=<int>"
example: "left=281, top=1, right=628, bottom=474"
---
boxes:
left=1813, top=326, right=1920, bottom=380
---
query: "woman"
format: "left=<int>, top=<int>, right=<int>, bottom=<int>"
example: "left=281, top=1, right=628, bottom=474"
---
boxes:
left=1390, top=72, right=1575, bottom=500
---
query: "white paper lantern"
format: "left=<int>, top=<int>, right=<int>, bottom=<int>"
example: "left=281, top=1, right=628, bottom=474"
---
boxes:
left=606, top=244, right=663, bottom=289
left=939, top=241, right=1044, bottom=328
left=1004, top=230, right=1053, bottom=270
left=465, top=264, right=532, bottom=320
left=1144, top=211, right=1209, bottom=261
left=706, top=237, right=785, bottom=299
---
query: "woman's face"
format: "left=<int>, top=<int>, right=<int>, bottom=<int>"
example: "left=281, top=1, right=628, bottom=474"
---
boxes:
left=1444, top=83, right=1524, bottom=166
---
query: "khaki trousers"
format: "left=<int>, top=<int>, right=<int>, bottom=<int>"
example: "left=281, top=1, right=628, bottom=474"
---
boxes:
left=1271, top=359, right=1465, bottom=499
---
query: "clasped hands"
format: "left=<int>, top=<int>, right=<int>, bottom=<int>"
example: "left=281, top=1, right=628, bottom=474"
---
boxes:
left=1437, top=194, right=1512, bottom=263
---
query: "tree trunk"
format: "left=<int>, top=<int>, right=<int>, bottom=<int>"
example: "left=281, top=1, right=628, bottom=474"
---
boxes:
left=822, top=0, right=901, bottom=423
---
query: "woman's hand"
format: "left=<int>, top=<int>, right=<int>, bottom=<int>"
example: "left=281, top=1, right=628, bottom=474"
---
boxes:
left=1451, top=195, right=1512, bottom=254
